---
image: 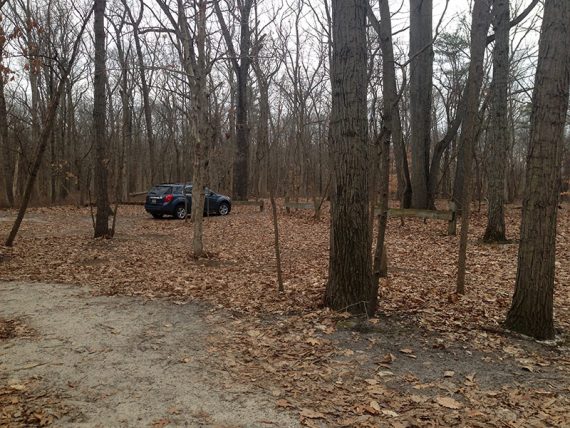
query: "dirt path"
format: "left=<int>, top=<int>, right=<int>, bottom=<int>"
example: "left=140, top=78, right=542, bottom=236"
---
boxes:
left=0, top=281, right=298, bottom=427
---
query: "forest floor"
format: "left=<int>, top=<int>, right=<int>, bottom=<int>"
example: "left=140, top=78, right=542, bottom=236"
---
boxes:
left=0, top=202, right=569, bottom=427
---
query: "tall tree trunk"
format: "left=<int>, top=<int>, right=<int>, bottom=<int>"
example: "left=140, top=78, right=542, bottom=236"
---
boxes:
left=368, top=1, right=411, bottom=209
left=372, top=0, right=396, bottom=286
left=214, top=0, right=254, bottom=201
left=504, top=0, right=570, bottom=340
left=324, top=0, right=374, bottom=315
left=0, top=69, right=14, bottom=207
left=367, top=0, right=395, bottom=291
left=0, top=0, right=11, bottom=206
left=93, top=0, right=110, bottom=238
left=190, top=0, right=208, bottom=258
left=409, top=0, right=432, bottom=209
left=115, top=18, right=131, bottom=203
left=234, top=51, right=250, bottom=200
left=456, top=0, right=492, bottom=293
left=122, top=0, right=156, bottom=185
left=155, top=0, right=212, bottom=256
left=253, top=48, right=283, bottom=291
left=483, top=0, right=510, bottom=242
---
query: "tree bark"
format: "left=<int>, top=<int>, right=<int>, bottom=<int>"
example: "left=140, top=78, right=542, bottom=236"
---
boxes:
left=409, top=0, right=432, bottom=209
left=504, top=0, right=570, bottom=340
left=370, top=0, right=397, bottom=293
left=456, top=0, right=492, bottom=294
left=189, top=0, right=209, bottom=258
left=214, top=0, right=254, bottom=201
left=483, top=0, right=510, bottom=243
left=113, top=16, right=132, bottom=203
left=0, top=66, right=13, bottom=207
left=93, top=0, right=110, bottom=238
left=367, top=1, right=411, bottom=210
left=0, top=13, right=13, bottom=207
left=324, top=0, right=374, bottom=315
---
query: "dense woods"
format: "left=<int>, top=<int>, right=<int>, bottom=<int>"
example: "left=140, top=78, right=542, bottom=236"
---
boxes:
left=1, top=0, right=563, bottom=209
left=0, top=0, right=568, bottom=341
left=1, top=1, right=570, bottom=425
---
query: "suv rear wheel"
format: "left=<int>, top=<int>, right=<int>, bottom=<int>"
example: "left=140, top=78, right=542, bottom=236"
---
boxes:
left=175, top=205, right=187, bottom=219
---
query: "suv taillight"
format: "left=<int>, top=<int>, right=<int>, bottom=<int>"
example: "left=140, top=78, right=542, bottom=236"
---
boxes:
left=164, top=194, right=174, bottom=203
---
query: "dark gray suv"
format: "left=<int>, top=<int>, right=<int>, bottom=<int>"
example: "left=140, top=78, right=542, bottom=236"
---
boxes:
left=144, top=184, right=231, bottom=219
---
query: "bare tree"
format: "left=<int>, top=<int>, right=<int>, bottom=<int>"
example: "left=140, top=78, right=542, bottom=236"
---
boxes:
left=214, top=0, right=254, bottom=201
left=121, top=0, right=156, bottom=185
left=409, top=0, right=432, bottom=209
left=109, top=8, right=133, bottom=203
left=504, top=0, right=570, bottom=340
left=93, top=0, right=110, bottom=238
left=0, top=21, right=13, bottom=207
left=367, top=0, right=397, bottom=288
left=324, top=0, right=374, bottom=315
left=253, top=40, right=284, bottom=291
left=483, top=0, right=509, bottom=243
left=456, top=0, right=493, bottom=294
left=155, top=0, right=213, bottom=257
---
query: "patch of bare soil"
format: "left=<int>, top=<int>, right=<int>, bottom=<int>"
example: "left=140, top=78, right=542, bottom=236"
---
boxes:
left=0, top=282, right=299, bottom=427
left=0, top=203, right=569, bottom=426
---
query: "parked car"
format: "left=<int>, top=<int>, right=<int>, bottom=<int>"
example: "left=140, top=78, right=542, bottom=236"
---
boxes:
left=144, top=184, right=231, bottom=219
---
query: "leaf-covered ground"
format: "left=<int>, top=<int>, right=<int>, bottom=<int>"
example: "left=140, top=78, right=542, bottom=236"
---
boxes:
left=1, top=202, right=569, bottom=426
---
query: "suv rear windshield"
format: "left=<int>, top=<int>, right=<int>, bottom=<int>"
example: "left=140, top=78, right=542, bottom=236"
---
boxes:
left=148, top=185, right=172, bottom=195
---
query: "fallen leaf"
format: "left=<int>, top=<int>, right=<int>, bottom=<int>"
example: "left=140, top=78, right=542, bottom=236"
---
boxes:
left=380, top=353, right=396, bottom=364
left=276, top=399, right=293, bottom=408
left=306, top=337, right=321, bottom=346
left=363, top=405, right=380, bottom=415
left=152, top=418, right=170, bottom=428
left=367, top=385, right=388, bottom=395
left=370, top=400, right=381, bottom=412
left=300, top=408, right=326, bottom=419
left=410, top=394, right=428, bottom=404
left=9, top=384, right=26, bottom=391
left=444, top=370, right=455, bottom=378
left=436, top=396, right=463, bottom=410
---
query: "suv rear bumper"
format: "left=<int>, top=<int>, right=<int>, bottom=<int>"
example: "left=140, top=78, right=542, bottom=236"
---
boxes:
left=144, top=203, right=176, bottom=216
